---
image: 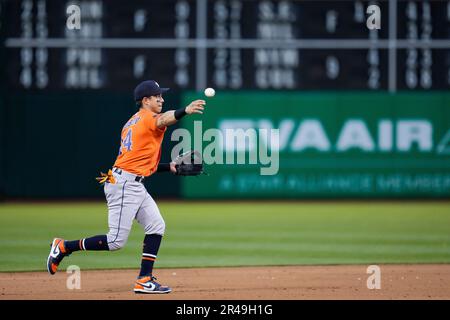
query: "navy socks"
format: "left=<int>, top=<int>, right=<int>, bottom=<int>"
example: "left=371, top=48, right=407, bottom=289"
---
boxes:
left=139, top=234, right=162, bottom=277
left=63, top=233, right=162, bottom=278
left=65, top=235, right=109, bottom=253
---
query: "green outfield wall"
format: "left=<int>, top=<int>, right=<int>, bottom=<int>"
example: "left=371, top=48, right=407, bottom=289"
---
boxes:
left=0, top=95, right=4, bottom=199
left=1, top=91, right=449, bottom=199
left=1, top=91, right=180, bottom=198
left=181, top=92, right=450, bottom=199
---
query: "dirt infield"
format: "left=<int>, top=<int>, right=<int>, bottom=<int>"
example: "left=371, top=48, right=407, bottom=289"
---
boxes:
left=1, top=265, right=450, bottom=300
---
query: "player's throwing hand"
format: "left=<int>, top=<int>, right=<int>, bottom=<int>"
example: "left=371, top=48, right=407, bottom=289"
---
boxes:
left=186, top=100, right=205, bottom=115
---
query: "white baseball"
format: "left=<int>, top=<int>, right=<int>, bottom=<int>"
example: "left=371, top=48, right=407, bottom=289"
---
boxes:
left=204, top=87, right=215, bottom=97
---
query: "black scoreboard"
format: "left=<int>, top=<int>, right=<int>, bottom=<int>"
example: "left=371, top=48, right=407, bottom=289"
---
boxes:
left=1, top=0, right=449, bottom=91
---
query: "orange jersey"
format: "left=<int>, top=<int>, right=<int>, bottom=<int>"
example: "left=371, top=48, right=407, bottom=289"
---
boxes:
left=113, top=108, right=166, bottom=177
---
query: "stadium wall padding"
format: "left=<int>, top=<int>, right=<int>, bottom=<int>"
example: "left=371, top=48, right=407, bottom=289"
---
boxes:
left=2, top=91, right=180, bottom=199
left=3, top=91, right=450, bottom=199
left=0, top=95, right=4, bottom=200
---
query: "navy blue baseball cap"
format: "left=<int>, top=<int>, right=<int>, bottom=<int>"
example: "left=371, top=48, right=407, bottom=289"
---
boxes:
left=134, top=80, right=170, bottom=101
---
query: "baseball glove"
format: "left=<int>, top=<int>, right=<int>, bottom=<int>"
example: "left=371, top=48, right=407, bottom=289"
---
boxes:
left=173, top=150, right=204, bottom=176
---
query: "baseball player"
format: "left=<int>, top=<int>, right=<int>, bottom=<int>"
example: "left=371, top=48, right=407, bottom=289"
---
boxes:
left=46, top=80, right=206, bottom=294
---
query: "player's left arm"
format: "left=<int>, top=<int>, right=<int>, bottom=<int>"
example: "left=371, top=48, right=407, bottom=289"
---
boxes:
left=156, top=99, right=206, bottom=128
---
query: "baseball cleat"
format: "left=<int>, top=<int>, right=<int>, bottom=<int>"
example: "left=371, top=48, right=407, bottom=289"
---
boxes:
left=46, top=238, right=69, bottom=275
left=133, top=275, right=172, bottom=294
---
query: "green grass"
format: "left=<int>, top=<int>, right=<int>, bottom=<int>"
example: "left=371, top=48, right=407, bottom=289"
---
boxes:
left=0, top=201, right=449, bottom=272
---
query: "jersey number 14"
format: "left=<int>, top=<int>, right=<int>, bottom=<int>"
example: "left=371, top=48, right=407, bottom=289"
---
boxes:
left=119, top=129, right=133, bottom=155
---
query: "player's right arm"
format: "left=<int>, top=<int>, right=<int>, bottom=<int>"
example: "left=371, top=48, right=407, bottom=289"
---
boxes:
left=156, top=99, right=205, bottom=129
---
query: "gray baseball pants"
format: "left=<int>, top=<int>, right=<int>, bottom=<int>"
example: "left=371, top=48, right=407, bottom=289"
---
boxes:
left=104, top=169, right=165, bottom=251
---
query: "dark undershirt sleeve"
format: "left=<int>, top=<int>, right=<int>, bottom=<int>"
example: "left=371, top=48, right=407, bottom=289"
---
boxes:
left=156, top=163, right=171, bottom=172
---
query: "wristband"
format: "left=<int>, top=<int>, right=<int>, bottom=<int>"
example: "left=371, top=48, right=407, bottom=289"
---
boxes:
left=156, top=163, right=171, bottom=172
left=174, top=107, right=187, bottom=120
